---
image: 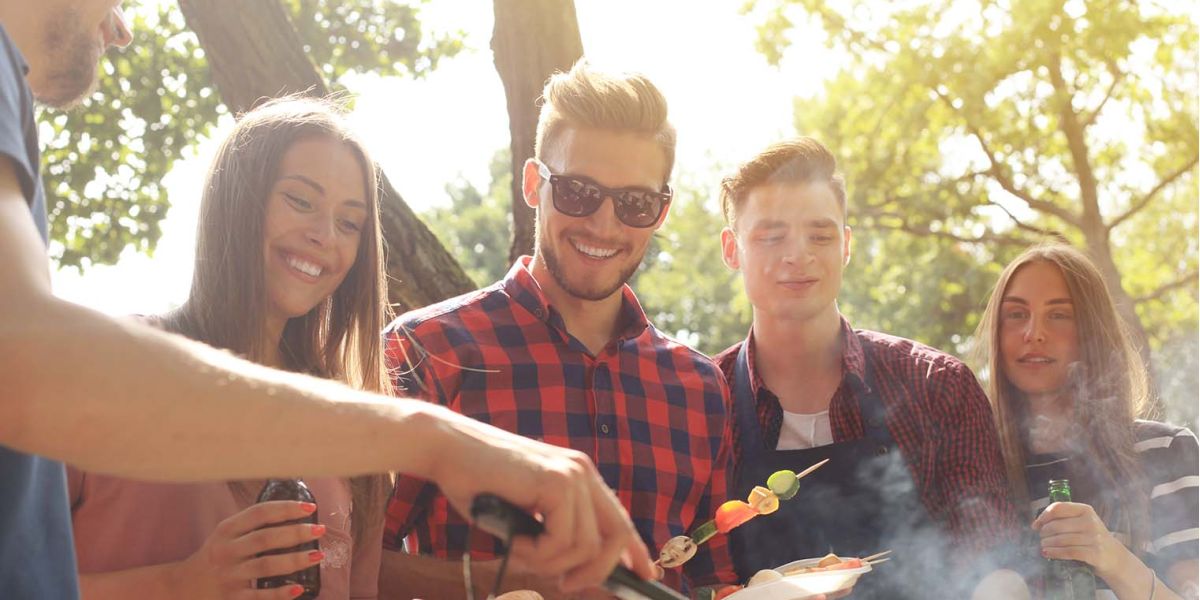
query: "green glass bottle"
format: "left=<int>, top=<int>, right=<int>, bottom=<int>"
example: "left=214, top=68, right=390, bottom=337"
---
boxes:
left=1044, top=480, right=1097, bottom=600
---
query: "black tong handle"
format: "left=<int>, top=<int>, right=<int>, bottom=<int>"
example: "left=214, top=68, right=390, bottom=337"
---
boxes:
left=469, top=494, right=687, bottom=600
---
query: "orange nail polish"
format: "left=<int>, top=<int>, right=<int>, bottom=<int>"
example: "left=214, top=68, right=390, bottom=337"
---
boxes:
left=300, top=502, right=317, bottom=513
left=311, top=524, right=326, bottom=536
left=309, top=550, right=325, bottom=562
left=289, top=585, right=304, bottom=598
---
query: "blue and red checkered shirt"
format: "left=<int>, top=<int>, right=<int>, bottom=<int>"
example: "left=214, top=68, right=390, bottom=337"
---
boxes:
left=382, top=258, right=738, bottom=590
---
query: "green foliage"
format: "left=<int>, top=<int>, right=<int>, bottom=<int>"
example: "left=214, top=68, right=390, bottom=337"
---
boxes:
left=747, top=0, right=1198, bottom=418
left=283, top=0, right=463, bottom=84
left=40, top=4, right=219, bottom=269
left=40, top=0, right=460, bottom=269
left=634, top=182, right=750, bottom=356
left=421, top=149, right=513, bottom=287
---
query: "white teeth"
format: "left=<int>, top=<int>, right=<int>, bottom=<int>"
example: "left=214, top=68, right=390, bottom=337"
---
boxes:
left=286, top=255, right=323, bottom=278
left=1022, top=357, right=1052, bottom=364
left=573, top=241, right=618, bottom=259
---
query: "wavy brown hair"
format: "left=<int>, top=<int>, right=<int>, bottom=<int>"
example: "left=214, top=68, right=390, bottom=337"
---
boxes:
left=162, top=96, right=392, bottom=545
left=972, top=243, right=1150, bottom=552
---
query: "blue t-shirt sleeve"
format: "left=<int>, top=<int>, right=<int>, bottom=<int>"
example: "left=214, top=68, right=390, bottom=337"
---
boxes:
left=0, top=27, right=37, bottom=205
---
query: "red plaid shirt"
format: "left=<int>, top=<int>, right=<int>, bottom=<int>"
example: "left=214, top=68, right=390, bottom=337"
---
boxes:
left=713, top=318, right=1020, bottom=558
left=383, top=258, right=737, bottom=590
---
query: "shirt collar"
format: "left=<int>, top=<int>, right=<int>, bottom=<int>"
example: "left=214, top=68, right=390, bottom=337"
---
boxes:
left=502, top=256, right=650, bottom=342
left=0, top=25, right=30, bottom=75
left=745, top=314, right=870, bottom=397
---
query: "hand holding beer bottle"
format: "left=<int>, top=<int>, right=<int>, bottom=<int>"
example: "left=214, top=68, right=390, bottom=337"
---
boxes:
left=1033, top=480, right=1099, bottom=599
left=174, top=496, right=326, bottom=599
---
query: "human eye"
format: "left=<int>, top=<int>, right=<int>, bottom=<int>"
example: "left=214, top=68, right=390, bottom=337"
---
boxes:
left=1002, top=307, right=1028, bottom=321
left=283, top=193, right=312, bottom=210
left=338, top=218, right=363, bottom=234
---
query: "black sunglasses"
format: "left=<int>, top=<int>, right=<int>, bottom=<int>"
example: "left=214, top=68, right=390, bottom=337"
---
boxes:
left=536, top=160, right=672, bottom=229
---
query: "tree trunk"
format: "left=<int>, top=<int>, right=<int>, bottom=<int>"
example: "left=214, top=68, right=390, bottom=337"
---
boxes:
left=177, top=0, right=475, bottom=311
left=1049, top=52, right=1160, bottom=406
left=491, top=0, right=583, bottom=264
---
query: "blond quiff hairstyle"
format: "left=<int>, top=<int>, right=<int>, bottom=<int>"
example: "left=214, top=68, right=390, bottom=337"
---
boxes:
left=534, top=60, right=676, bottom=181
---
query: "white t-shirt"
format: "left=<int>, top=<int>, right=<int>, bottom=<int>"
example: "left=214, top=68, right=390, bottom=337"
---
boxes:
left=776, top=409, right=834, bottom=450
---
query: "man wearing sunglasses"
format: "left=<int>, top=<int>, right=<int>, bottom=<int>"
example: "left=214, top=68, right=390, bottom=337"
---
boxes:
left=379, top=60, right=737, bottom=598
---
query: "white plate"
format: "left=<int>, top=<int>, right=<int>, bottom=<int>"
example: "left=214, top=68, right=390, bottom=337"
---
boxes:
left=724, top=557, right=872, bottom=600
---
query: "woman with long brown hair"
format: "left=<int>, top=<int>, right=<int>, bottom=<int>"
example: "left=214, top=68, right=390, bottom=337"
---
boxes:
left=67, top=96, right=392, bottom=599
left=974, top=243, right=1198, bottom=599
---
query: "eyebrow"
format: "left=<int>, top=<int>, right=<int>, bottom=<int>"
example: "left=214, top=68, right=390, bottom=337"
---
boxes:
left=281, top=174, right=325, bottom=195
left=1001, top=296, right=1073, bottom=306
left=281, top=174, right=366, bottom=210
left=808, top=218, right=838, bottom=229
left=750, top=219, right=789, bottom=231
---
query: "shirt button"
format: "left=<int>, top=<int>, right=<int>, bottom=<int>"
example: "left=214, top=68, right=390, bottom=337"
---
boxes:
left=533, top=308, right=545, bottom=319
left=600, top=423, right=611, bottom=434
left=875, top=446, right=889, bottom=456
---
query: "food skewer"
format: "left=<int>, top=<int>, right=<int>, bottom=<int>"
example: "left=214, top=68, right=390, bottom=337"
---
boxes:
left=655, top=459, right=832, bottom=569
left=861, top=550, right=892, bottom=563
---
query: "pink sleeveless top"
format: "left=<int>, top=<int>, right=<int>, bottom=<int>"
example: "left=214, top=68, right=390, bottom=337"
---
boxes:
left=67, top=470, right=382, bottom=599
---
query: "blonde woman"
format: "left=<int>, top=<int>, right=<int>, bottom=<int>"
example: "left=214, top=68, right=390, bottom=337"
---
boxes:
left=974, top=243, right=1198, bottom=599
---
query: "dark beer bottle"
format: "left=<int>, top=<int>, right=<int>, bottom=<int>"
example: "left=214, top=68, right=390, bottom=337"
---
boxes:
left=1043, top=479, right=1096, bottom=600
left=255, top=479, right=321, bottom=599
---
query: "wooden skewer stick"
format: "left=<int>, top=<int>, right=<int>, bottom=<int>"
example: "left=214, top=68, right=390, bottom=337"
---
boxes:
left=794, top=458, right=831, bottom=482
left=866, top=557, right=891, bottom=567
left=861, top=550, right=892, bottom=563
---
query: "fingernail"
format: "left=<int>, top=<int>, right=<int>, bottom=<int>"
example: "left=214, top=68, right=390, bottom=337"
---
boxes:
left=311, top=524, right=326, bottom=536
left=300, top=502, right=317, bottom=513
left=1041, top=549, right=1049, bottom=557
left=289, top=585, right=304, bottom=598
left=309, top=550, right=325, bottom=562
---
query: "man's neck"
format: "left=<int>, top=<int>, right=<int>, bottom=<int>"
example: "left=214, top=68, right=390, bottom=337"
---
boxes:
left=527, top=256, right=623, bottom=356
left=751, top=304, right=844, bottom=414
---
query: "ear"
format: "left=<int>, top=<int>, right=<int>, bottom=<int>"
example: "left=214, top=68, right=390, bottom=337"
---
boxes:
left=522, top=159, right=544, bottom=209
left=843, top=225, right=853, bottom=266
left=721, top=227, right=741, bottom=271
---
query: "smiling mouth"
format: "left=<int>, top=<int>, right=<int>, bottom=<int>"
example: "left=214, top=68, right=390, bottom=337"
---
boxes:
left=571, top=239, right=619, bottom=260
left=1018, top=356, right=1055, bottom=364
left=779, top=279, right=818, bottom=289
left=284, top=252, right=324, bottom=278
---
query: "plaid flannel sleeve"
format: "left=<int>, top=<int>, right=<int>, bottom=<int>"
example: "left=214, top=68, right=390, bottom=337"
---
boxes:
left=932, top=362, right=1022, bottom=560
left=381, top=325, right=445, bottom=552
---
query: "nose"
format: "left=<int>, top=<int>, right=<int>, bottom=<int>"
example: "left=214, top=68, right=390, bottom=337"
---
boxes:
left=304, top=214, right=337, bottom=246
left=781, top=237, right=812, bottom=265
left=1023, top=317, right=1046, bottom=343
left=106, top=7, right=133, bottom=49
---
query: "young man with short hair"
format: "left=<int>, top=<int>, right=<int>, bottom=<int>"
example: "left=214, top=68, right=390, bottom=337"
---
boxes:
left=379, top=61, right=737, bottom=598
left=715, top=138, right=1021, bottom=598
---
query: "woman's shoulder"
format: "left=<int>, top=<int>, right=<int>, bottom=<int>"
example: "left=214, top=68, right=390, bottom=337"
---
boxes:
left=1133, top=419, right=1198, bottom=452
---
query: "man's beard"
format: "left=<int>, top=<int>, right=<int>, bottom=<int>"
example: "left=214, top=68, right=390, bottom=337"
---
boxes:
left=37, top=7, right=102, bottom=109
left=538, top=227, right=642, bottom=302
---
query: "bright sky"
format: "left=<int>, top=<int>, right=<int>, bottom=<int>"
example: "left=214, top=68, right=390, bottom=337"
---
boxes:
left=51, top=0, right=837, bottom=315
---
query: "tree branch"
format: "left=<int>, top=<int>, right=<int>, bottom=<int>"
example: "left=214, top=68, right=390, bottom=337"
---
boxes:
left=863, top=207, right=1035, bottom=248
left=1081, top=61, right=1122, bottom=129
left=1134, top=269, right=1199, bottom=304
left=931, top=87, right=1081, bottom=227
left=985, top=199, right=1058, bottom=236
left=1107, top=154, right=1200, bottom=232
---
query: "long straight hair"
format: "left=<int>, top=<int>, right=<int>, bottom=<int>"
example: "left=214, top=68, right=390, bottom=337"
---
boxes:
left=972, top=243, right=1150, bottom=552
left=162, top=96, right=392, bottom=545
